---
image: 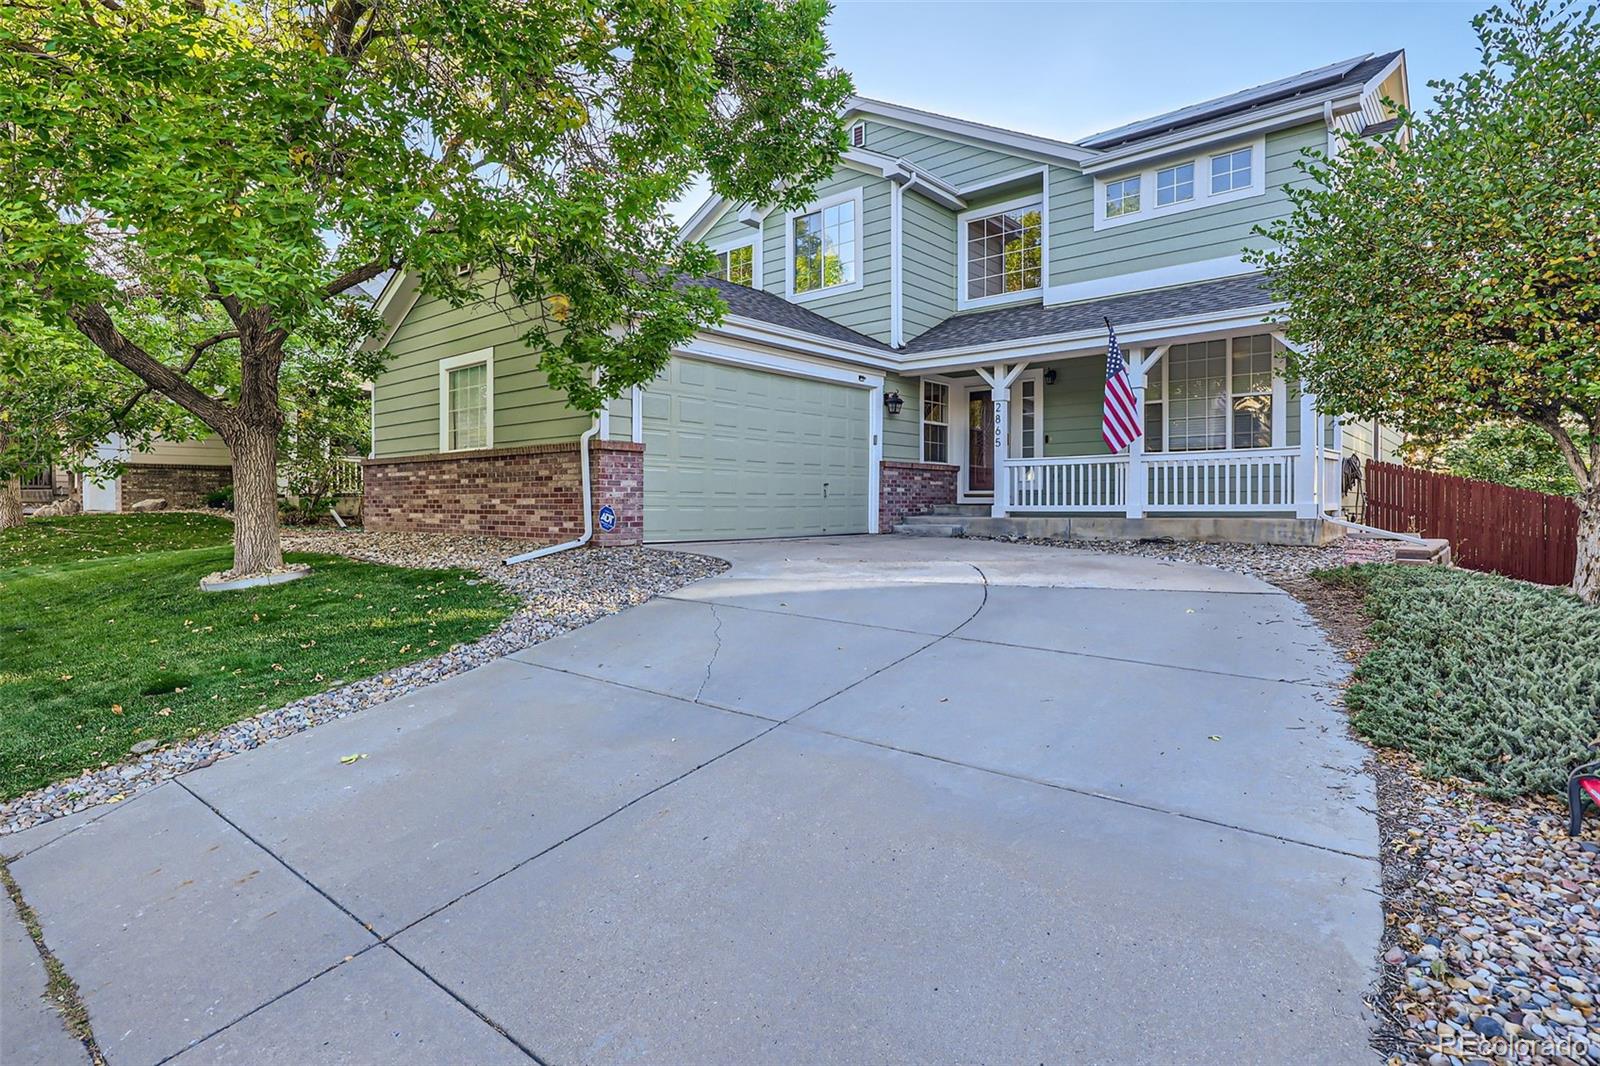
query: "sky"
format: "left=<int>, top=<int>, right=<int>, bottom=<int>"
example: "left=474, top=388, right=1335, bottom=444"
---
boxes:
left=671, top=0, right=1486, bottom=222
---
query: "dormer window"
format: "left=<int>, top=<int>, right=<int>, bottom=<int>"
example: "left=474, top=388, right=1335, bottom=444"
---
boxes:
left=1104, top=176, right=1141, bottom=218
left=959, top=197, right=1043, bottom=305
left=788, top=189, right=862, bottom=299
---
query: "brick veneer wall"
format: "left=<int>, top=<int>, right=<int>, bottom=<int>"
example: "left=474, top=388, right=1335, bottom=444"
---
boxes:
left=878, top=460, right=959, bottom=532
left=362, top=440, right=644, bottom=546
left=120, top=463, right=231, bottom=511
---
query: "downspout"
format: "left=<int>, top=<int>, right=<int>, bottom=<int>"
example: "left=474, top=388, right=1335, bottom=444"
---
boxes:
left=503, top=421, right=600, bottom=565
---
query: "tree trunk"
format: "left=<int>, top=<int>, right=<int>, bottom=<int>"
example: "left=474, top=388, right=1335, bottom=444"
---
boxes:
left=0, top=477, right=22, bottom=530
left=226, top=422, right=284, bottom=578
left=1575, top=487, right=1600, bottom=605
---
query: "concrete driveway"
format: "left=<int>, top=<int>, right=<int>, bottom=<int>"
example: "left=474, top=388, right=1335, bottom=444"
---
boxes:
left=1, top=536, right=1379, bottom=1065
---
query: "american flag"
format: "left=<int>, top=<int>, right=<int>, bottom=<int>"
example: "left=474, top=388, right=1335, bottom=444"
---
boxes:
left=1101, top=317, right=1143, bottom=452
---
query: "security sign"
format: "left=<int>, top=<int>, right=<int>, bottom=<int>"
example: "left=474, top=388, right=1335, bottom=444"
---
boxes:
left=597, top=505, right=617, bottom=533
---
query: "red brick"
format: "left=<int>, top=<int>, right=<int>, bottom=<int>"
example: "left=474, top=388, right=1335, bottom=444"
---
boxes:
left=877, top=460, right=958, bottom=532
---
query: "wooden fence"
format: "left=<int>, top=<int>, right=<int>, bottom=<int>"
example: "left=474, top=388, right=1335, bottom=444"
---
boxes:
left=1365, top=461, right=1581, bottom=586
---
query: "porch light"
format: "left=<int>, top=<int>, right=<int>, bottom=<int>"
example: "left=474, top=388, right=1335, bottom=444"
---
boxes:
left=1044, top=368, right=1057, bottom=386
left=884, top=391, right=904, bottom=416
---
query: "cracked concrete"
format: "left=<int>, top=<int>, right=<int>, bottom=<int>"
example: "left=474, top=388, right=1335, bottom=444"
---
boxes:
left=0, top=536, right=1379, bottom=1065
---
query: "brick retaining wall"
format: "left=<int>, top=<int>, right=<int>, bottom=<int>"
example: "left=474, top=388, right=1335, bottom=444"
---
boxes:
left=362, top=440, right=644, bottom=546
left=878, top=460, right=959, bottom=532
left=120, top=463, right=231, bottom=511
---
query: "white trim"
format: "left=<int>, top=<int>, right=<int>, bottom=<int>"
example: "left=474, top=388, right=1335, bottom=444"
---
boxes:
left=630, top=385, right=643, bottom=443
left=955, top=165, right=1047, bottom=198
left=1044, top=256, right=1255, bottom=305
left=1082, top=98, right=1342, bottom=173
left=868, top=379, right=884, bottom=533
left=955, top=193, right=1047, bottom=312
left=785, top=186, right=866, bottom=303
left=675, top=336, right=884, bottom=390
left=919, top=378, right=952, bottom=464
left=1009, top=369, right=1045, bottom=458
left=1092, top=135, right=1266, bottom=231
left=843, top=97, right=1095, bottom=166
left=850, top=120, right=867, bottom=148
left=438, top=348, right=495, bottom=452
left=889, top=182, right=904, bottom=347
left=709, top=231, right=761, bottom=289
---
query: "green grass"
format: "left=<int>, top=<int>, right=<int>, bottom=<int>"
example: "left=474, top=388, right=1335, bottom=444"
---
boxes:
left=1318, top=564, right=1600, bottom=797
left=0, top=520, right=517, bottom=801
left=0, top=512, right=233, bottom=570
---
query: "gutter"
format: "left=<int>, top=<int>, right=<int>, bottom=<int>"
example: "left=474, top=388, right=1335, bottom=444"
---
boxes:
left=503, top=422, right=600, bottom=565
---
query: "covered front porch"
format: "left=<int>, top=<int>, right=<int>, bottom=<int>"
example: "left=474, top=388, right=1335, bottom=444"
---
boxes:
left=899, top=328, right=1345, bottom=532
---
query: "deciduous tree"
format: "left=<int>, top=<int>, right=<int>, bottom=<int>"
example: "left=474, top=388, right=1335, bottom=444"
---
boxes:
left=1253, top=0, right=1600, bottom=601
left=1, top=0, right=850, bottom=577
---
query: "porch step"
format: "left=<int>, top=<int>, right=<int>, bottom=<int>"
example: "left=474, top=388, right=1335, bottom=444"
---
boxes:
left=923, top=504, right=990, bottom=517
left=894, top=521, right=966, bottom=537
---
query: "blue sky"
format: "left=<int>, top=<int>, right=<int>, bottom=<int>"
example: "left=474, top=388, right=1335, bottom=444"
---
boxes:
left=672, top=1, right=1485, bottom=221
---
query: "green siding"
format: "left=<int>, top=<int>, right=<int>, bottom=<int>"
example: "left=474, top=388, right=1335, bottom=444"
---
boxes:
left=756, top=170, right=894, bottom=343
left=701, top=207, right=760, bottom=252
left=1040, top=357, right=1106, bottom=456
left=374, top=289, right=587, bottom=458
left=901, top=194, right=955, bottom=342
left=861, top=121, right=1036, bottom=189
left=1048, top=123, right=1324, bottom=288
left=883, top=372, right=922, bottom=461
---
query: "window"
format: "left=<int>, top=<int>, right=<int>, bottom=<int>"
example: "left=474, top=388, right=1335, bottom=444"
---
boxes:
left=1105, top=175, right=1140, bottom=218
left=1144, top=357, right=1165, bottom=452
left=1230, top=333, right=1274, bottom=448
left=1158, top=334, right=1275, bottom=452
left=714, top=243, right=755, bottom=287
left=1017, top=377, right=1039, bottom=458
left=922, top=381, right=949, bottom=463
left=963, top=200, right=1042, bottom=301
left=439, top=350, right=493, bottom=452
left=1155, top=162, right=1194, bottom=207
left=1211, top=147, right=1252, bottom=195
left=791, top=194, right=858, bottom=295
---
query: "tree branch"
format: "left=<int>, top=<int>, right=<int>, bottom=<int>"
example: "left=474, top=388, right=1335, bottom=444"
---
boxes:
left=69, top=304, right=233, bottom=432
left=111, top=329, right=239, bottom=421
left=325, top=258, right=395, bottom=297
left=1539, top=412, right=1594, bottom=495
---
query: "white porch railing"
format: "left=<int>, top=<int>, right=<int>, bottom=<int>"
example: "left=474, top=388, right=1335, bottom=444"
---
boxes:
left=1006, top=456, right=1126, bottom=511
left=1004, top=448, right=1315, bottom=514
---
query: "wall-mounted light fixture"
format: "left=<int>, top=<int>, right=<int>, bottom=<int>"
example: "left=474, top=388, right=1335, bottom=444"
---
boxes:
left=884, top=391, right=904, bottom=416
left=1044, top=368, right=1058, bottom=386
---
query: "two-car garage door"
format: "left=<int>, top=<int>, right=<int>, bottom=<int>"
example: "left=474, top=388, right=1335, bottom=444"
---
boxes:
left=641, top=358, right=871, bottom=542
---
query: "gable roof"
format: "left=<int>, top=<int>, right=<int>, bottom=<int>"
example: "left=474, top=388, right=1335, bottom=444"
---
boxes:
left=901, top=275, right=1275, bottom=354
left=1081, top=51, right=1403, bottom=150
left=689, top=277, right=893, bottom=352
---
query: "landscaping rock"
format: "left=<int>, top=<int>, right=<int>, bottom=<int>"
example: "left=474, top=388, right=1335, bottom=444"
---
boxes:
left=0, top=532, right=727, bottom=835
left=129, top=740, right=158, bottom=755
left=129, top=498, right=168, bottom=512
left=965, top=532, right=1397, bottom=580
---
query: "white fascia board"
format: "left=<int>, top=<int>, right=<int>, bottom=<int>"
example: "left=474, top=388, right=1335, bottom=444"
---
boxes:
left=365, top=270, right=422, bottom=351
left=1044, top=256, right=1255, bottom=305
left=704, top=316, right=898, bottom=371
left=680, top=195, right=732, bottom=242
left=676, top=334, right=886, bottom=389
left=896, top=303, right=1285, bottom=371
left=845, top=97, right=1096, bottom=167
left=1362, top=51, right=1406, bottom=104
left=1081, top=98, right=1352, bottom=174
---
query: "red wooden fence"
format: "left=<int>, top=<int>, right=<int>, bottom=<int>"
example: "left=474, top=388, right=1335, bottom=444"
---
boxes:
left=1365, top=461, right=1580, bottom=586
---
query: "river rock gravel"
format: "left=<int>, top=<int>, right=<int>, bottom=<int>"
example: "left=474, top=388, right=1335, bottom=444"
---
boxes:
left=967, top=531, right=1397, bottom=579
left=1, top=532, right=727, bottom=836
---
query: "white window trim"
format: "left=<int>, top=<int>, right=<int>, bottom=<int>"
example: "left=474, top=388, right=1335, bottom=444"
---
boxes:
left=1092, top=135, right=1266, bottom=231
left=438, top=348, right=494, bottom=453
left=1009, top=369, right=1046, bottom=458
left=849, top=120, right=866, bottom=148
left=1154, top=161, right=1196, bottom=208
left=710, top=233, right=761, bottom=289
left=785, top=187, right=866, bottom=303
left=1145, top=333, right=1283, bottom=454
left=920, top=379, right=950, bottom=464
left=955, top=193, right=1047, bottom=311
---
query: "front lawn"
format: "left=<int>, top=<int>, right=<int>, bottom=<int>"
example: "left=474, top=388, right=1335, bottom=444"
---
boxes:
left=1317, top=564, right=1600, bottom=797
left=0, top=527, right=516, bottom=801
left=0, top=512, right=233, bottom=570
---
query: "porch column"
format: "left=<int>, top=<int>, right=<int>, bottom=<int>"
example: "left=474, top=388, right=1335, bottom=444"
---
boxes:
left=977, top=362, right=1027, bottom=518
left=1296, top=382, right=1319, bottom=518
left=1124, top=350, right=1147, bottom=519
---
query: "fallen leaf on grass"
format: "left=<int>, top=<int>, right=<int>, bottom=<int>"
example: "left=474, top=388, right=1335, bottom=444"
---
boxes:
left=111, top=703, right=124, bottom=715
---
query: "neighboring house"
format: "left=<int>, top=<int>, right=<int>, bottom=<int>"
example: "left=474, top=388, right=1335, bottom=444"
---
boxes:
left=79, top=434, right=232, bottom=513
left=363, top=51, right=1409, bottom=547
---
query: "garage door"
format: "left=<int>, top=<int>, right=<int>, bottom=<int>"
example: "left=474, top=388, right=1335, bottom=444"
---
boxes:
left=641, top=358, right=871, bottom=542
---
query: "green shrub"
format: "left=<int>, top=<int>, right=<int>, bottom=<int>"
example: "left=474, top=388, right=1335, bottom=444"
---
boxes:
left=203, top=484, right=233, bottom=510
left=1327, top=565, right=1600, bottom=797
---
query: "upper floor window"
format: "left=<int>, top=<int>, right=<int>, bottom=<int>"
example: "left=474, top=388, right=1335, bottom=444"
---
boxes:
left=1104, top=176, right=1140, bottom=218
left=1155, top=162, right=1194, bottom=207
left=1211, top=147, right=1253, bottom=194
left=962, top=199, right=1042, bottom=302
left=715, top=242, right=755, bottom=287
left=790, top=191, right=859, bottom=298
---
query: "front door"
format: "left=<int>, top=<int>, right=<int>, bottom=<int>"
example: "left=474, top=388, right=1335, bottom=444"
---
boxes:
left=967, top=389, right=994, bottom=493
